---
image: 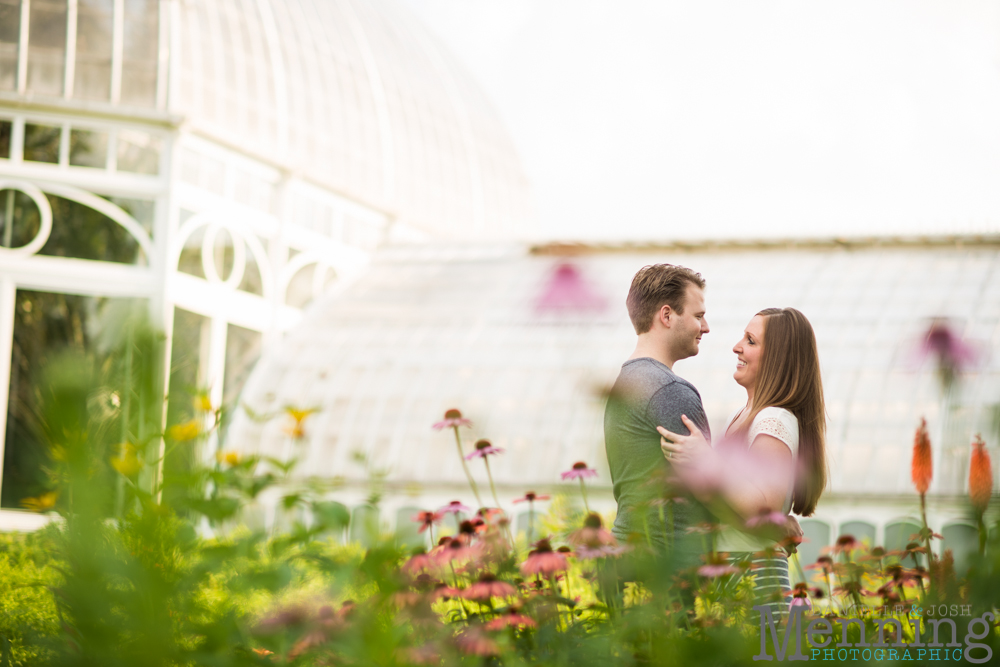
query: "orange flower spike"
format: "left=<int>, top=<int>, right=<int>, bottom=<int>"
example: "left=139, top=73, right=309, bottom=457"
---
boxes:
left=911, top=418, right=933, bottom=495
left=969, top=434, right=993, bottom=515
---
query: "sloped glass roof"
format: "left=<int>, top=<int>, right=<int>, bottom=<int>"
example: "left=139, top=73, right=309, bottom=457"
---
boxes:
left=227, top=241, right=1000, bottom=497
left=173, top=0, right=531, bottom=240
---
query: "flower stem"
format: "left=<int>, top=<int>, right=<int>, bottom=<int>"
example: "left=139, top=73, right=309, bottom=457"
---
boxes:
left=483, top=457, right=502, bottom=511
left=452, top=426, right=484, bottom=508
left=528, top=501, right=535, bottom=545
left=578, top=478, right=590, bottom=513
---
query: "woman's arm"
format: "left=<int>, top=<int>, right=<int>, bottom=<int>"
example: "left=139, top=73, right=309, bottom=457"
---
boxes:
left=659, top=416, right=794, bottom=519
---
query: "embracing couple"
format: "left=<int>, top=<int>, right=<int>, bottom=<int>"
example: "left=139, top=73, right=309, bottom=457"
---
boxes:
left=604, top=263, right=827, bottom=614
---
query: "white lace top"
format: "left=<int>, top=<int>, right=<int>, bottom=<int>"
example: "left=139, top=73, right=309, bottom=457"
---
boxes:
left=716, top=406, right=799, bottom=553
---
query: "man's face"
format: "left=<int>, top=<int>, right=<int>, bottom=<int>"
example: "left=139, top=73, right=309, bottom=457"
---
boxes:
left=668, top=284, right=709, bottom=360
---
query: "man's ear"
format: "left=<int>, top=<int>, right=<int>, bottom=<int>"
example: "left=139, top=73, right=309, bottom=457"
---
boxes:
left=658, top=304, right=672, bottom=328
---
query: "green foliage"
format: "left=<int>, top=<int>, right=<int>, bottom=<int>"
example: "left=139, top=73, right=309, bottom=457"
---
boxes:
left=2, top=318, right=1000, bottom=666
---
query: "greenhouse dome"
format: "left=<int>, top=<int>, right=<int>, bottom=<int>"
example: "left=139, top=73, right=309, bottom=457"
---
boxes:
left=0, top=0, right=531, bottom=529
left=228, top=236, right=1000, bottom=570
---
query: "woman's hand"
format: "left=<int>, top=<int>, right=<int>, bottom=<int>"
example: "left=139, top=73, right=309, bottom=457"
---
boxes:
left=658, top=414, right=713, bottom=465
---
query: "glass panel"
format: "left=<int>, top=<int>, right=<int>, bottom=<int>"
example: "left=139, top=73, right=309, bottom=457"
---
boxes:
left=223, top=323, right=261, bottom=414
left=36, top=194, right=143, bottom=264
left=794, top=519, right=831, bottom=581
left=349, top=505, right=379, bottom=546
left=106, top=195, right=154, bottom=235
left=394, top=506, right=425, bottom=548
left=73, top=0, right=113, bottom=101
left=839, top=520, right=876, bottom=548
left=69, top=128, right=108, bottom=168
left=941, top=523, right=977, bottom=576
left=177, top=224, right=206, bottom=279
left=285, top=263, right=316, bottom=309
left=237, top=253, right=262, bottom=296
left=119, top=0, right=159, bottom=107
left=0, top=1, right=18, bottom=91
left=885, top=520, right=924, bottom=564
left=23, top=123, right=61, bottom=163
left=0, top=189, right=42, bottom=249
left=116, top=129, right=160, bottom=174
left=2, top=290, right=148, bottom=509
left=0, top=120, right=10, bottom=158
left=27, top=0, right=67, bottom=96
left=163, top=307, right=208, bottom=481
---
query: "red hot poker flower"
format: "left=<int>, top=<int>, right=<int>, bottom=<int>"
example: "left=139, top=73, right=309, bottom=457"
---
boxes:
left=432, top=408, right=472, bottom=430
left=911, top=418, right=933, bottom=495
left=969, top=434, right=993, bottom=514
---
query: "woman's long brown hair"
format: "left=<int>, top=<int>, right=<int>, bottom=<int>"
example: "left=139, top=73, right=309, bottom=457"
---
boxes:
left=732, top=307, right=827, bottom=516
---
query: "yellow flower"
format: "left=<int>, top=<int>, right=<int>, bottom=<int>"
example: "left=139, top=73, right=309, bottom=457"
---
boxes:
left=111, top=443, right=142, bottom=476
left=21, top=491, right=59, bottom=512
left=194, top=393, right=214, bottom=413
left=49, top=444, right=67, bottom=462
left=167, top=419, right=201, bottom=442
left=216, top=450, right=241, bottom=466
left=283, top=407, right=318, bottom=438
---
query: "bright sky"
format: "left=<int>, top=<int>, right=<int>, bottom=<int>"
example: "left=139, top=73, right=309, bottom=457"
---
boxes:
left=400, top=0, right=1000, bottom=242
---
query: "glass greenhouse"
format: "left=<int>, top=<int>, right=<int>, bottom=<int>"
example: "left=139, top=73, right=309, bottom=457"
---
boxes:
left=0, top=0, right=532, bottom=530
left=228, top=239, right=1000, bottom=571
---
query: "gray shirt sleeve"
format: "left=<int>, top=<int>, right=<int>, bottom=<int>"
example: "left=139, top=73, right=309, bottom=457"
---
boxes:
left=646, top=381, right=711, bottom=442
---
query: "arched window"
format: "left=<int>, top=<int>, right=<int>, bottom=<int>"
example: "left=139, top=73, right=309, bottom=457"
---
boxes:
left=794, top=519, right=832, bottom=581
left=942, top=523, right=978, bottom=576
left=349, top=505, right=380, bottom=547
left=885, top=519, right=924, bottom=564
left=395, top=505, right=425, bottom=548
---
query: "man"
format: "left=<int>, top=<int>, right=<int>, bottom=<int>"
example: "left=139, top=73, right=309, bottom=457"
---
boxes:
left=604, top=263, right=712, bottom=560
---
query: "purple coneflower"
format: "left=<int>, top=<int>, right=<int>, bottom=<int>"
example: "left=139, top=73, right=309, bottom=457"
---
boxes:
left=561, top=461, right=597, bottom=512
left=520, top=538, right=569, bottom=577
left=514, top=491, right=550, bottom=544
left=467, top=439, right=506, bottom=513
left=568, top=513, right=618, bottom=548
left=432, top=409, right=483, bottom=508
left=698, top=563, right=738, bottom=577
left=462, top=572, right=517, bottom=602
left=455, top=628, right=500, bottom=657
left=412, top=510, right=443, bottom=545
left=486, top=611, right=537, bottom=630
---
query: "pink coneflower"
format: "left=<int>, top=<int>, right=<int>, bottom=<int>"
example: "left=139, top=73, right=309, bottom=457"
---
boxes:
left=568, top=513, right=618, bottom=548
left=426, top=583, right=463, bottom=602
left=561, top=461, right=597, bottom=513
left=833, top=534, right=858, bottom=556
left=697, top=563, right=739, bottom=577
left=412, top=510, right=443, bottom=545
left=432, top=408, right=472, bottom=430
left=465, top=439, right=504, bottom=460
left=486, top=611, right=538, bottom=630
left=561, top=461, right=598, bottom=480
left=433, top=538, right=481, bottom=566
left=455, top=628, right=500, bottom=657
left=402, top=551, right=438, bottom=576
left=513, top=491, right=551, bottom=504
left=439, top=500, right=472, bottom=515
left=521, top=538, right=569, bottom=577
left=433, top=409, right=484, bottom=508
left=513, top=491, right=550, bottom=543
left=462, top=572, right=517, bottom=602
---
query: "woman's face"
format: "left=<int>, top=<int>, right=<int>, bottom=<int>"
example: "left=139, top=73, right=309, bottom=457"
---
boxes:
left=733, top=315, right=766, bottom=389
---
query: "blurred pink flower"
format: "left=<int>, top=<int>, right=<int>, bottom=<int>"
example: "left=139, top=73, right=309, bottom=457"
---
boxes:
left=438, top=500, right=472, bottom=515
left=513, top=491, right=551, bottom=504
left=433, top=538, right=481, bottom=566
left=568, top=513, right=617, bottom=548
left=915, top=319, right=982, bottom=392
left=462, top=572, right=517, bottom=602
left=698, top=563, right=739, bottom=577
left=521, top=538, right=569, bottom=576
left=534, top=262, right=607, bottom=314
left=432, top=408, right=472, bottom=430
left=455, top=628, right=500, bottom=657
left=576, top=544, right=630, bottom=559
left=486, top=611, right=537, bottom=630
left=465, top=439, right=504, bottom=460
left=561, top=461, right=598, bottom=480
left=412, top=510, right=444, bottom=533
left=402, top=551, right=438, bottom=576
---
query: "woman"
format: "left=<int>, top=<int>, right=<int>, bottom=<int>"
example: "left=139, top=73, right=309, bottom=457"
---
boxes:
left=657, top=307, right=827, bottom=616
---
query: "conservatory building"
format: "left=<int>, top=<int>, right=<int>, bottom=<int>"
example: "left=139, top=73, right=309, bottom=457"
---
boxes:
left=0, top=0, right=531, bottom=528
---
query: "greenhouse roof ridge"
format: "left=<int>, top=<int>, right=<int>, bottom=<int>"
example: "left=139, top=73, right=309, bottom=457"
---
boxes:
left=530, top=234, right=1000, bottom=255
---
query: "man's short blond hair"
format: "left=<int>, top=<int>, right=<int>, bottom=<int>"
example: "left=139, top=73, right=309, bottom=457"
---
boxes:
left=626, top=264, right=705, bottom=334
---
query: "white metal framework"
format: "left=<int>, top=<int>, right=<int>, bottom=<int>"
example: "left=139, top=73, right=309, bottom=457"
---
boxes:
left=0, top=0, right=533, bottom=528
